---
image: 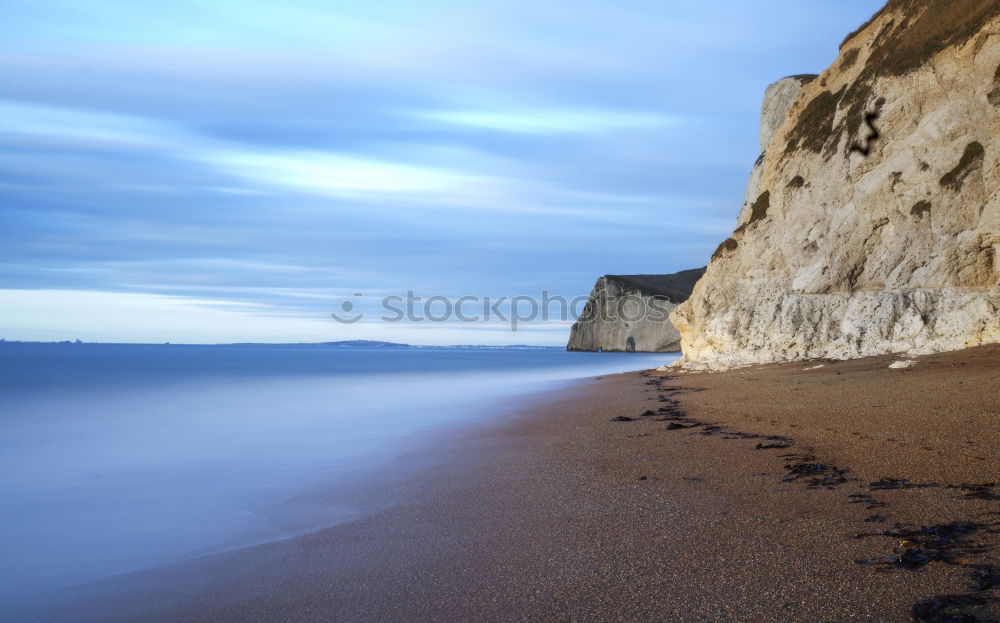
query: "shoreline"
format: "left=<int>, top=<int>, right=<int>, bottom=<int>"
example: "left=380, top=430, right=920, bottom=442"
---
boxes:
left=37, top=346, right=1000, bottom=622
left=0, top=347, right=671, bottom=615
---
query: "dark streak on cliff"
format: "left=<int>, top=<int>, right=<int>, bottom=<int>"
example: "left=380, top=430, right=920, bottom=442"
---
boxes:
left=940, top=142, right=985, bottom=191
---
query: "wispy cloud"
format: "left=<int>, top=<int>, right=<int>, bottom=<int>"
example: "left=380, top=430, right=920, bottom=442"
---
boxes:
left=0, top=101, right=183, bottom=148
left=412, top=107, right=683, bottom=135
left=0, top=0, right=888, bottom=343
left=200, top=150, right=481, bottom=197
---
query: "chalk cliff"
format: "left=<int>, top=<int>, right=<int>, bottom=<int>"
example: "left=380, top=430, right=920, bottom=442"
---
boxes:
left=738, top=75, right=817, bottom=229
left=671, top=0, right=1000, bottom=369
left=567, top=269, right=705, bottom=352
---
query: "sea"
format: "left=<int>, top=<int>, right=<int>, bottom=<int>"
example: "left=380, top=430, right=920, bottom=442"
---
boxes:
left=0, top=342, right=676, bottom=612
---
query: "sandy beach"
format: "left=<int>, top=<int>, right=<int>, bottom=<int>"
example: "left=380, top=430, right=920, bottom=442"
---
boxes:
left=7, top=1, right=999, bottom=621
left=43, top=345, right=1000, bottom=622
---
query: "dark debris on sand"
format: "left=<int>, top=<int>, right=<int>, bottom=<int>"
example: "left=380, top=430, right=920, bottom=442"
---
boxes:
left=971, top=565, right=1000, bottom=592
left=755, top=436, right=794, bottom=450
left=951, top=484, right=1000, bottom=501
left=870, top=477, right=940, bottom=491
left=635, top=371, right=1000, bottom=622
left=877, top=521, right=984, bottom=571
left=849, top=492, right=889, bottom=510
left=781, top=453, right=850, bottom=489
left=851, top=516, right=1000, bottom=620
left=911, top=594, right=991, bottom=623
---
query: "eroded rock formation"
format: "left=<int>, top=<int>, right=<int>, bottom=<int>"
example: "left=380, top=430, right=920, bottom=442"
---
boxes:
left=567, top=269, right=705, bottom=352
left=672, top=0, right=1000, bottom=369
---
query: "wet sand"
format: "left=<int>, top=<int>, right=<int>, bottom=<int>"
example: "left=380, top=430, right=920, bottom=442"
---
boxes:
left=44, top=345, right=1000, bottom=622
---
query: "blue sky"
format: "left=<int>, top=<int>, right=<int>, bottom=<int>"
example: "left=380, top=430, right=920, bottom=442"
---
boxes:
left=0, top=0, right=885, bottom=344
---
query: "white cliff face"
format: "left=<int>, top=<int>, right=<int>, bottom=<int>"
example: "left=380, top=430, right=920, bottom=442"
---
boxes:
left=672, top=1, right=1000, bottom=369
left=567, top=270, right=704, bottom=352
left=760, top=75, right=817, bottom=152
left=737, top=75, right=816, bottom=228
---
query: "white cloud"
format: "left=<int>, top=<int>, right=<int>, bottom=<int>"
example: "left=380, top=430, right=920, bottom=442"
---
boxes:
left=0, top=101, right=190, bottom=149
left=413, top=107, right=682, bottom=135
left=200, top=150, right=482, bottom=197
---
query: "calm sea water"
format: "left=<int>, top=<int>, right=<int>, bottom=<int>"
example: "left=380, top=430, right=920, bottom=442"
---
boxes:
left=0, top=343, right=675, bottom=608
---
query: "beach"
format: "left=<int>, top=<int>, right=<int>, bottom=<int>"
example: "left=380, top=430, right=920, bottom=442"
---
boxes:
left=42, top=345, right=1000, bottom=622
left=0, top=345, right=669, bottom=618
left=6, top=0, right=999, bottom=621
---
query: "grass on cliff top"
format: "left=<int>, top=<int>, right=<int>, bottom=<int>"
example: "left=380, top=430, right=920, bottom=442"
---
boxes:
left=787, top=0, right=1000, bottom=160
left=865, top=0, right=1000, bottom=77
left=841, top=0, right=1000, bottom=67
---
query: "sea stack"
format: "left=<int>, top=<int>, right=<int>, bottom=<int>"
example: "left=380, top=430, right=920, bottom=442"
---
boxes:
left=672, top=0, right=1000, bottom=369
left=567, top=268, right=705, bottom=352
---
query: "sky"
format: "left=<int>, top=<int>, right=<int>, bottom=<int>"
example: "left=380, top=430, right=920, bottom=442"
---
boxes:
left=0, top=0, right=886, bottom=345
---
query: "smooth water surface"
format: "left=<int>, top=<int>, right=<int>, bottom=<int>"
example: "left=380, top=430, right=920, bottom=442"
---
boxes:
left=0, top=343, right=675, bottom=607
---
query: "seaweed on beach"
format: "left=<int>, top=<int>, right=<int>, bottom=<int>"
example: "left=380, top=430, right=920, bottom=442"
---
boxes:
left=971, top=565, right=1000, bottom=592
left=722, top=431, right=764, bottom=441
left=755, top=436, right=793, bottom=450
left=870, top=477, right=939, bottom=490
left=654, top=401, right=683, bottom=412
left=781, top=453, right=850, bottom=488
left=642, top=393, right=746, bottom=439
left=665, top=422, right=698, bottom=430
left=610, top=415, right=636, bottom=422
left=875, top=522, right=988, bottom=569
left=911, top=594, right=990, bottom=623
left=854, top=516, right=1000, bottom=620
left=651, top=374, right=1000, bottom=622
left=643, top=376, right=678, bottom=392
left=950, top=484, right=1000, bottom=501
left=890, top=546, right=940, bottom=569
left=849, top=492, right=888, bottom=510
left=645, top=401, right=705, bottom=431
